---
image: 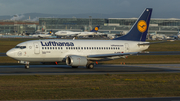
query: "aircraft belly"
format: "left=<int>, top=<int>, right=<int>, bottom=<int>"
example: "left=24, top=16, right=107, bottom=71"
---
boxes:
left=15, top=57, right=64, bottom=62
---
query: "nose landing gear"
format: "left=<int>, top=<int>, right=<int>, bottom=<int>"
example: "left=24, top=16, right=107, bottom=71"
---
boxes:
left=18, top=61, right=30, bottom=69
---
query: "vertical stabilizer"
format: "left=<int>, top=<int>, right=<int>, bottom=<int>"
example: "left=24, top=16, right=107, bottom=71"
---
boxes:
left=90, top=26, right=100, bottom=32
left=113, top=8, right=152, bottom=41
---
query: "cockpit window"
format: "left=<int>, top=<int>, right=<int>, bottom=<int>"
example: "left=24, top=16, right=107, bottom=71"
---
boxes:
left=15, top=46, right=26, bottom=49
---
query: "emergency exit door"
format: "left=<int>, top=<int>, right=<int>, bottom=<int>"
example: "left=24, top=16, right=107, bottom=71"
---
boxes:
left=125, top=43, right=129, bottom=52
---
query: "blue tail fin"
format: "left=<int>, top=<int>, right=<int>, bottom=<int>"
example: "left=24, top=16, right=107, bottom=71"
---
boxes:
left=90, top=26, right=100, bottom=32
left=113, top=8, right=152, bottom=41
left=48, top=30, right=52, bottom=35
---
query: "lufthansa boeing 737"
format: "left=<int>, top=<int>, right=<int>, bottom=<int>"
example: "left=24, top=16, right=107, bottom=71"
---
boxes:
left=6, top=8, right=152, bottom=69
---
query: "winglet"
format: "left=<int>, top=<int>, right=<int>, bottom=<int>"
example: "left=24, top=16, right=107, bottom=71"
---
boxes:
left=113, top=8, right=152, bottom=41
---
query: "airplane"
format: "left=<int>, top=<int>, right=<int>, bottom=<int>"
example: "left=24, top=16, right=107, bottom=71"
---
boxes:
left=173, top=30, right=180, bottom=39
left=29, top=30, right=53, bottom=38
left=54, top=26, right=100, bottom=37
left=6, top=8, right=152, bottom=69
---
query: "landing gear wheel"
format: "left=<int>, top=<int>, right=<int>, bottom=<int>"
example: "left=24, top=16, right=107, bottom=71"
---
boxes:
left=25, top=65, right=29, bottom=69
left=86, top=63, right=94, bottom=69
left=72, top=66, right=78, bottom=68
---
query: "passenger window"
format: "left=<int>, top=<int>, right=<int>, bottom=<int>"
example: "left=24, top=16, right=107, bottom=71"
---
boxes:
left=78, top=47, right=80, bottom=49
left=81, top=47, right=83, bottom=49
left=42, top=47, right=44, bottom=49
left=55, top=47, right=57, bottom=49
left=50, top=47, right=52, bottom=49
left=47, top=47, right=49, bottom=49
left=61, top=47, right=63, bottom=49
left=84, top=47, right=86, bottom=49
left=45, top=47, right=46, bottom=49
left=66, top=47, right=68, bottom=49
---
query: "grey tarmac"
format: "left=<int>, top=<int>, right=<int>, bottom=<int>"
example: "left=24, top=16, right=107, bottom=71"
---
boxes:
left=0, top=64, right=180, bottom=75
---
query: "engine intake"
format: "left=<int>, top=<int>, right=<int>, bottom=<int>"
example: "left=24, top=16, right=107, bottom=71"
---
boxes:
left=66, top=55, right=88, bottom=66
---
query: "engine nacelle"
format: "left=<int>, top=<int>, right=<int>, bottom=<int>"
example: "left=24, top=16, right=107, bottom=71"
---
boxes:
left=66, top=55, right=88, bottom=66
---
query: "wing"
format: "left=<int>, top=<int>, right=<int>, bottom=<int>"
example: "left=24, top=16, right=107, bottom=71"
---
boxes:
left=87, top=52, right=138, bottom=58
left=67, top=33, right=80, bottom=37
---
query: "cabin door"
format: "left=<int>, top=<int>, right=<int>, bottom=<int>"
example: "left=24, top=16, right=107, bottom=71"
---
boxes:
left=34, top=42, right=40, bottom=54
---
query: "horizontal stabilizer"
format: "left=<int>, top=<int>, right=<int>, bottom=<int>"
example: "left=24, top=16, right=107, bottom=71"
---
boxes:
left=138, top=40, right=175, bottom=46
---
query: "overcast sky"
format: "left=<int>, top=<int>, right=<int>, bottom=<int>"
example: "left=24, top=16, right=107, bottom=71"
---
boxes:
left=0, top=0, right=179, bottom=18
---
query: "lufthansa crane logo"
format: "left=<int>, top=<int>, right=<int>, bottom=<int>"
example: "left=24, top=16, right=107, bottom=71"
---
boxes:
left=137, top=20, right=147, bottom=33
left=95, top=27, right=99, bottom=31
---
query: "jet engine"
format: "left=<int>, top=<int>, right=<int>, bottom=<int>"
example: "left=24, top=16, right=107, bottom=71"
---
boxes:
left=66, top=55, right=87, bottom=66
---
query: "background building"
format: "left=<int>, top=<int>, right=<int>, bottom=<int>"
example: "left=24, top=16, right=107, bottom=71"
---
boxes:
left=39, top=18, right=180, bottom=35
left=0, top=20, right=38, bottom=35
left=0, top=17, right=180, bottom=36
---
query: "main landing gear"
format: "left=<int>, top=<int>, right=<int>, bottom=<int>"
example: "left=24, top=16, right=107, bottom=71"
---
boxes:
left=25, top=64, right=29, bottom=69
left=86, top=63, right=94, bottom=69
left=71, top=63, right=94, bottom=69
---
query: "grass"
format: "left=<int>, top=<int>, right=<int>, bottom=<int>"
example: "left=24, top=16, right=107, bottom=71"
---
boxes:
left=0, top=73, right=180, bottom=100
left=0, top=38, right=180, bottom=100
left=0, top=38, right=37, bottom=53
left=147, top=40, right=180, bottom=51
left=100, top=55, right=180, bottom=64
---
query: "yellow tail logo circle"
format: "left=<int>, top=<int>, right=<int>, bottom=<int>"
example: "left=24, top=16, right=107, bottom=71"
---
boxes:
left=137, top=20, right=147, bottom=33
left=95, top=27, right=99, bottom=31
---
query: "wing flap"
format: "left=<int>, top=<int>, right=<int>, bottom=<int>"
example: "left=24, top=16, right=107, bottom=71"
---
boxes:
left=87, top=52, right=138, bottom=58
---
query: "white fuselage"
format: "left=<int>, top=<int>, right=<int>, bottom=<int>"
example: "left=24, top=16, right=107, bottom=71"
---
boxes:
left=29, top=34, right=51, bottom=38
left=55, top=31, right=96, bottom=36
left=6, top=39, right=149, bottom=62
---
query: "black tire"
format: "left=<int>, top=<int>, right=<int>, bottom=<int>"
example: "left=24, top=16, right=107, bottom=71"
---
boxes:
left=87, top=63, right=94, bottom=69
left=25, top=65, right=29, bottom=69
left=72, top=66, right=78, bottom=68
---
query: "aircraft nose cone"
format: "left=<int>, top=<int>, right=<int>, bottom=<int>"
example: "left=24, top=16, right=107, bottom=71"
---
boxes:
left=6, top=49, right=15, bottom=57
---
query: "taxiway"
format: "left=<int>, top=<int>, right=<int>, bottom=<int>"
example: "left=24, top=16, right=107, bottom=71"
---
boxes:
left=0, top=64, right=180, bottom=75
